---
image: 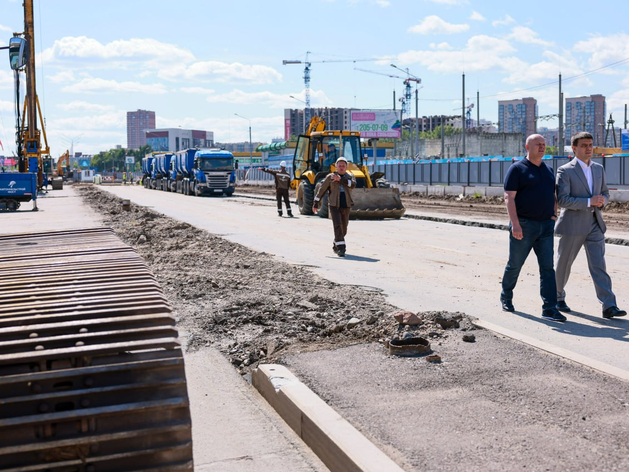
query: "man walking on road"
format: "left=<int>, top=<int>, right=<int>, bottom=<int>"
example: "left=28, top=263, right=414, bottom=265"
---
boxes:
left=313, top=157, right=356, bottom=257
left=500, top=134, right=565, bottom=322
left=554, top=132, right=626, bottom=319
left=262, top=161, right=293, bottom=217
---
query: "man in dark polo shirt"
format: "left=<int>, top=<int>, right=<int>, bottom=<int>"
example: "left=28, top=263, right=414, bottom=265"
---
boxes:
left=500, top=134, right=565, bottom=322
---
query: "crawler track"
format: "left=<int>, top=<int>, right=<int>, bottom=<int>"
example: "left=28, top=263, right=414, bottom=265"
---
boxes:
left=0, top=228, right=192, bottom=471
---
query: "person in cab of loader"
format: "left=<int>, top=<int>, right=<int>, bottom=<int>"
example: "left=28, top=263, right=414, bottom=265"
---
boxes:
left=262, top=161, right=293, bottom=217
left=313, top=156, right=356, bottom=257
left=322, top=143, right=338, bottom=169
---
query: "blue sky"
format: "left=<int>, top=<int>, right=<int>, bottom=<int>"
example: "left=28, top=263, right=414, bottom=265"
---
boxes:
left=1, top=0, right=628, bottom=157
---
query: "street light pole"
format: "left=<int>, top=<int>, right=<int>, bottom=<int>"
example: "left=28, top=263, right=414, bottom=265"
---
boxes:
left=234, top=113, right=255, bottom=165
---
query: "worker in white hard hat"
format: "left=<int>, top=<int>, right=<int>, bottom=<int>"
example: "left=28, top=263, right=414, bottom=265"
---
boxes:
left=262, top=161, right=293, bottom=217
left=313, top=156, right=356, bottom=257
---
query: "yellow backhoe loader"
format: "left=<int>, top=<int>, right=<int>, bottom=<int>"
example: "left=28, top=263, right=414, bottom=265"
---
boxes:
left=292, top=116, right=405, bottom=219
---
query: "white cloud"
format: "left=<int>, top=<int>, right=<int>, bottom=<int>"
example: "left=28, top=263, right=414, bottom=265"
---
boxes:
left=48, top=112, right=126, bottom=131
left=395, top=35, right=517, bottom=73
left=204, top=89, right=332, bottom=109
left=430, top=42, right=454, bottom=50
left=408, top=16, right=469, bottom=35
left=470, top=11, right=485, bottom=21
left=0, top=70, right=13, bottom=89
left=61, top=77, right=168, bottom=94
left=159, top=61, right=282, bottom=85
left=374, top=0, right=390, bottom=6
left=492, top=15, right=515, bottom=27
left=40, top=36, right=195, bottom=68
left=57, top=101, right=115, bottom=112
left=47, top=70, right=77, bottom=84
left=509, top=26, right=554, bottom=47
left=0, top=24, right=13, bottom=33
left=574, top=34, right=629, bottom=70
left=0, top=100, right=13, bottom=112
left=180, top=87, right=217, bottom=95
left=606, top=76, right=629, bottom=115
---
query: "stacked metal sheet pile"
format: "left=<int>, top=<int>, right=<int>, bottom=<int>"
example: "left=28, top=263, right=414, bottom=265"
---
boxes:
left=0, top=228, right=193, bottom=471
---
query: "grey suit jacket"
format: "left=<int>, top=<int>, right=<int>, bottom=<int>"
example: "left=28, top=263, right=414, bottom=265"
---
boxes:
left=555, top=159, right=608, bottom=235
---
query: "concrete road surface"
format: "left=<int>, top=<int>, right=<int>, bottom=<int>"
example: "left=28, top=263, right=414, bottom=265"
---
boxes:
left=99, top=185, right=629, bottom=376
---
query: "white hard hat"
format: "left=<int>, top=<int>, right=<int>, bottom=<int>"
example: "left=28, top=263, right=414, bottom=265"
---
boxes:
left=280, top=161, right=287, bottom=167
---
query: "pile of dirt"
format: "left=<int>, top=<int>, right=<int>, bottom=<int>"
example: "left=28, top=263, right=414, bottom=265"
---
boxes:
left=76, top=185, right=476, bottom=374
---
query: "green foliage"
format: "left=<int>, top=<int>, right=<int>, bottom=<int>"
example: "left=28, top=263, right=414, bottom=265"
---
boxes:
left=91, top=144, right=153, bottom=172
left=419, top=125, right=461, bottom=139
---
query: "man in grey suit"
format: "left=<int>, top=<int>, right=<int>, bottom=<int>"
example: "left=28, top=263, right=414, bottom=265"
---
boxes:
left=555, top=131, right=626, bottom=319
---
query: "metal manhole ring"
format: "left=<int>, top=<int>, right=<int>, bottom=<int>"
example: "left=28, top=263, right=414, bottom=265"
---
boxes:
left=387, top=337, right=431, bottom=357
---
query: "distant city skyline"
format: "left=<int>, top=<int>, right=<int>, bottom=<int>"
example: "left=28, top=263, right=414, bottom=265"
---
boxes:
left=1, top=0, right=629, bottom=157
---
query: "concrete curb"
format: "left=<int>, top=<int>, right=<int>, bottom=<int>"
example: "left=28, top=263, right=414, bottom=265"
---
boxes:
left=473, top=319, right=629, bottom=382
left=252, top=364, right=406, bottom=472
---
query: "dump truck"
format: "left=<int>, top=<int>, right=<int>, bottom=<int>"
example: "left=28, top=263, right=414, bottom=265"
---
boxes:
left=292, top=116, right=405, bottom=219
left=141, top=155, right=155, bottom=188
left=173, top=148, right=236, bottom=197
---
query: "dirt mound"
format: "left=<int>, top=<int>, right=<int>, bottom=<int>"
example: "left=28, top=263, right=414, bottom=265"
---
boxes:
left=77, top=185, right=475, bottom=374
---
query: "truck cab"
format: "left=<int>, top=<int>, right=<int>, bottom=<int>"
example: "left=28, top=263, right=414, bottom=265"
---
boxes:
left=191, top=149, right=236, bottom=196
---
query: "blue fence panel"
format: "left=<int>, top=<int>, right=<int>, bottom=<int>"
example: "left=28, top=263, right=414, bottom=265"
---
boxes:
left=480, top=162, right=490, bottom=184
left=603, top=157, right=621, bottom=185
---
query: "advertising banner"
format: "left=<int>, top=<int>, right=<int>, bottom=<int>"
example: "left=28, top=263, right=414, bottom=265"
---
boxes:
left=622, top=129, right=629, bottom=151
left=350, top=110, right=401, bottom=138
left=125, top=156, right=135, bottom=164
left=285, top=118, right=291, bottom=141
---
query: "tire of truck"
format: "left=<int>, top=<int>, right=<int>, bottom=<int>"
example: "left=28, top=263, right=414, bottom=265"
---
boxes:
left=297, top=181, right=315, bottom=215
left=314, top=181, right=329, bottom=218
left=224, top=189, right=234, bottom=196
left=194, top=182, right=201, bottom=197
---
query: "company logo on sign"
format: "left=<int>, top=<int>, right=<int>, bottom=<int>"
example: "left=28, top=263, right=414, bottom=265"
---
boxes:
left=9, top=181, right=16, bottom=188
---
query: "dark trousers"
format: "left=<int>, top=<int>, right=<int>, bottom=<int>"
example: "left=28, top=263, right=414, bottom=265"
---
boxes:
left=501, top=218, right=557, bottom=310
left=330, top=206, right=350, bottom=245
left=276, top=189, right=291, bottom=212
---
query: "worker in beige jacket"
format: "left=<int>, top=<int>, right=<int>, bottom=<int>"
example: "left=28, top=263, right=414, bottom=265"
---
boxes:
left=262, top=161, right=293, bottom=217
left=313, top=157, right=356, bottom=257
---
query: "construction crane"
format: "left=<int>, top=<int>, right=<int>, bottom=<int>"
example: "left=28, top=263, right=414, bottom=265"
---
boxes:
left=9, top=0, right=50, bottom=185
left=354, top=67, right=417, bottom=117
left=454, top=102, right=475, bottom=128
left=282, top=52, right=377, bottom=112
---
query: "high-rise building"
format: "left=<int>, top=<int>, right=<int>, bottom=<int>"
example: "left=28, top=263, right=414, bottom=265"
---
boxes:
left=565, top=94, right=606, bottom=146
left=284, top=108, right=351, bottom=139
left=127, top=109, right=156, bottom=150
left=498, top=97, right=537, bottom=139
left=145, top=128, right=214, bottom=152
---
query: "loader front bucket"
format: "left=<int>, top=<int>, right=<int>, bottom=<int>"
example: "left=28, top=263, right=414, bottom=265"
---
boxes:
left=349, top=187, right=406, bottom=219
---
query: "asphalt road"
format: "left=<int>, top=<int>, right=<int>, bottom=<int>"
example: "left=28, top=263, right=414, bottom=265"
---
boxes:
left=96, top=185, right=629, bottom=377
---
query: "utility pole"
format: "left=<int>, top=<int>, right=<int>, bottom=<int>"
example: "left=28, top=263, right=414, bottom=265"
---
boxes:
left=476, top=90, right=480, bottom=128
left=625, top=104, right=628, bottom=129
left=558, top=74, right=563, bottom=157
left=415, top=87, right=419, bottom=159
left=462, top=73, right=466, bottom=158
left=441, top=115, right=445, bottom=159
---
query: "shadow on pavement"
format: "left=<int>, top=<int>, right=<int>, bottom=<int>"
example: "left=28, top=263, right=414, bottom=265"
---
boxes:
left=508, top=309, right=629, bottom=342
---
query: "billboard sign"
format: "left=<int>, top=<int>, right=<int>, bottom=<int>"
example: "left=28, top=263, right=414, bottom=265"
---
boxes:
left=284, top=118, right=291, bottom=141
left=350, top=110, right=401, bottom=138
left=125, top=156, right=135, bottom=164
left=622, top=129, right=629, bottom=152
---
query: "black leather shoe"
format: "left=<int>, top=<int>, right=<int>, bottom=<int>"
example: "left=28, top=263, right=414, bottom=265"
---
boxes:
left=556, top=301, right=571, bottom=312
left=541, top=308, right=567, bottom=322
left=501, top=299, right=514, bottom=312
left=602, top=306, right=627, bottom=319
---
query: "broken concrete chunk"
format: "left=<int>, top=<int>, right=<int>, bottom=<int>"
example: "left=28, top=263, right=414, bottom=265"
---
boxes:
left=393, top=311, right=422, bottom=325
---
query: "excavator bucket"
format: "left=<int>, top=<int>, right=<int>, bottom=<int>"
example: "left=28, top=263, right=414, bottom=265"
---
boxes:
left=349, top=187, right=406, bottom=219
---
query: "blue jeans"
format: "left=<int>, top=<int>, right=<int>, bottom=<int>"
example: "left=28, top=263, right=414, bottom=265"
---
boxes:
left=501, top=218, right=557, bottom=310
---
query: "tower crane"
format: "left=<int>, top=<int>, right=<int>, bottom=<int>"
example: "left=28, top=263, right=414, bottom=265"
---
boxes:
left=282, top=52, right=377, bottom=111
left=354, top=67, right=421, bottom=118
left=454, top=102, right=475, bottom=128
